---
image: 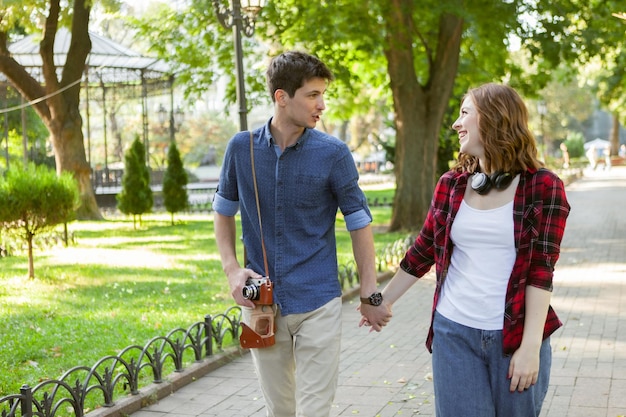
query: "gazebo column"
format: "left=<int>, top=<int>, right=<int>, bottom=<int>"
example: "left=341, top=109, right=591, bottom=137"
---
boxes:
left=141, top=71, right=149, bottom=165
left=99, top=77, right=109, bottom=176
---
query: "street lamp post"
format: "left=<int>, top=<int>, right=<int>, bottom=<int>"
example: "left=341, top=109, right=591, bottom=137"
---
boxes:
left=212, top=0, right=265, bottom=132
left=157, top=103, right=184, bottom=142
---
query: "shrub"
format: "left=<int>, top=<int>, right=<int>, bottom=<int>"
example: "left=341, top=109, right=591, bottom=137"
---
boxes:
left=0, top=164, right=79, bottom=278
left=117, top=136, right=153, bottom=228
left=163, top=142, right=189, bottom=225
left=564, top=133, right=586, bottom=159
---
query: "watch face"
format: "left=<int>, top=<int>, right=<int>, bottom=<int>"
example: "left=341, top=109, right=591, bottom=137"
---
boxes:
left=369, top=292, right=383, bottom=306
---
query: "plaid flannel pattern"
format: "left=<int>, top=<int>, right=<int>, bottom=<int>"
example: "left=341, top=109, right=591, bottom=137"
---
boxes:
left=400, top=168, right=570, bottom=354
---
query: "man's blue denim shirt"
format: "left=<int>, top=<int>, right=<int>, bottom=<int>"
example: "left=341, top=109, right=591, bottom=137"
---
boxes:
left=213, top=119, right=372, bottom=315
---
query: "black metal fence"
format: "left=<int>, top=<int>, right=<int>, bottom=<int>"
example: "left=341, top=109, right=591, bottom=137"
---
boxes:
left=0, top=237, right=412, bottom=417
left=0, top=308, right=241, bottom=417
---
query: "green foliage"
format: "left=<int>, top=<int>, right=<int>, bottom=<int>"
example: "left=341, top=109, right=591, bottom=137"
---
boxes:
left=124, top=0, right=626, bottom=231
left=127, top=0, right=268, bottom=110
left=178, top=111, right=237, bottom=168
left=162, top=142, right=189, bottom=224
left=564, top=133, right=586, bottom=159
left=519, top=0, right=626, bottom=124
left=117, top=136, right=153, bottom=225
left=0, top=163, right=79, bottom=227
left=0, top=88, right=49, bottom=171
left=0, top=163, right=79, bottom=278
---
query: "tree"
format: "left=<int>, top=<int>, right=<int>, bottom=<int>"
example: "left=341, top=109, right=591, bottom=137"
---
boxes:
left=117, top=136, right=152, bottom=229
left=162, top=142, right=188, bottom=225
left=261, top=0, right=522, bottom=231
left=132, top=0, right=625, bottom=231
left=265, top=0, right=626, bottom=229
left=587, top=12, right=626, bottom=155
left=132, top=0, right=521, bottom=231
left=0, top=163, right=79, bottom=279
left=0, top=0, right=105, bottom=220
left=520, top=1, right=626, bottom=155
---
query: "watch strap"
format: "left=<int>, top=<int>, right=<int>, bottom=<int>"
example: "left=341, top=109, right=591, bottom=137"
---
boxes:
left=360, top=292, right=383, bottom=305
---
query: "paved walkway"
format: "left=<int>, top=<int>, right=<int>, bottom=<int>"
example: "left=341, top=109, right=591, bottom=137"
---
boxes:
left=128, top=167, right=626, bottom=417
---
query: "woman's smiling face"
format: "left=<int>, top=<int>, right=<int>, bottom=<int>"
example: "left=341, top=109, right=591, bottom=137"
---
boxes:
left=453, top=97, right=484, bottom=159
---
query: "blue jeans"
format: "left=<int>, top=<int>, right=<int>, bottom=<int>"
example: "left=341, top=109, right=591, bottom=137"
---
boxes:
left=432, top=311, right=551, bottom=417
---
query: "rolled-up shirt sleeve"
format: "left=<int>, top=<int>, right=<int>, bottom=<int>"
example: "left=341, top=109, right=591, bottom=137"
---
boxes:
left=344, top=209, right=372, bottom=231
left=332, top=145, right=372, bottom=232
left=213, top=193, right=239, bottom=217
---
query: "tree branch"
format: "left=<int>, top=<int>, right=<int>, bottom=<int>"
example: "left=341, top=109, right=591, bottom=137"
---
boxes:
left=41, top=0, right=62, bottom=107
left=62, top=0, right=91, bottom=108
left=0, top=30, right=50, bottom=122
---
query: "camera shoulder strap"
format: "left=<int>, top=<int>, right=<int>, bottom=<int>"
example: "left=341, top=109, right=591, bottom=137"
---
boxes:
left=250, top=131, right=270, bottom=279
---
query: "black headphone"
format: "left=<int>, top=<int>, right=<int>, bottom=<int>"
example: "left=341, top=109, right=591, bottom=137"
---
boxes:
left=471, top=171, right=514, bottom=195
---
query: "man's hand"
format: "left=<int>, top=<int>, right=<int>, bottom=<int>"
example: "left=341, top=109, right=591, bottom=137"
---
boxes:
left=358, top=303, right=392, bottom=332
left=227, top=268, right=264, bottom=308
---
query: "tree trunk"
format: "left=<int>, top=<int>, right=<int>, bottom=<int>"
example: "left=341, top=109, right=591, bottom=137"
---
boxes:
left=27, top=232, right=35, bottom=279
left=0, top=0, right=103, bottom=220
left=49, top=112, right=103, bottom=220
left=383, top=1, right=464, bottom=232
left=610, top=113, right=620, bottom=156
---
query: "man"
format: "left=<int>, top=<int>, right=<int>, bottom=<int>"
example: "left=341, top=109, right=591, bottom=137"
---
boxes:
left=213, top=51, right=389, bottom=417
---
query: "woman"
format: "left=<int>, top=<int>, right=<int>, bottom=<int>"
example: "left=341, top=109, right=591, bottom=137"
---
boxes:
left=364, top=83, right=570, bottom=416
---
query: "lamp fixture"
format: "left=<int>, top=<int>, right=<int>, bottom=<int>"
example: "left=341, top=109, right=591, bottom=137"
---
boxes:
left=211, top=0, right=266, bottom=131
left=212, top=0, right=266, bottom=37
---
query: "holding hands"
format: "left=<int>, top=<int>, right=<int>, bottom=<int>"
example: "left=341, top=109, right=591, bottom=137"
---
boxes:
left=358, top=303, right=393, bottom=332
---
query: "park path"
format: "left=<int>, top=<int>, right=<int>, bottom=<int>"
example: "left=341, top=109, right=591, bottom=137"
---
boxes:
left=116, top=167, right=626, bottom=417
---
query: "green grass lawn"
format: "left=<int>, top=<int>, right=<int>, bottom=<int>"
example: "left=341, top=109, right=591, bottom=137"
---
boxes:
left=0, top=187, right=407, bottom=397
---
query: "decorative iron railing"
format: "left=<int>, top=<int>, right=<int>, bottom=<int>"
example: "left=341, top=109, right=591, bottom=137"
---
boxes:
left=0, top=236, right=412, bottom=417
left=0, top=308, right=241, bottom=417
left=375, top=235, right=415, bottom=273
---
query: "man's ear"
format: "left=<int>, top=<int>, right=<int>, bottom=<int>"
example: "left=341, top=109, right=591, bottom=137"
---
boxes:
left=275, top=89, right=287, bottom=104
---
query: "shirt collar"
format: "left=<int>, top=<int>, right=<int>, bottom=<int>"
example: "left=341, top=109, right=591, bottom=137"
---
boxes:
left=262, top=117, right=309, bottom=149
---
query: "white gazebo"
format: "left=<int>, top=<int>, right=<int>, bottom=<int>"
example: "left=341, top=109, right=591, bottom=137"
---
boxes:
left=4, top=27, right=177, bottom=186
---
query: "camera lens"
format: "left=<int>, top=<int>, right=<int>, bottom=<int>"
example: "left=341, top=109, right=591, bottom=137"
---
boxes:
left=242, top=285, right=259, bottom=300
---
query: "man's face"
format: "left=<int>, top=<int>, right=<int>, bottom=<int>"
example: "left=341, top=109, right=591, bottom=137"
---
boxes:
left=280, top=77, right=327, bottom=129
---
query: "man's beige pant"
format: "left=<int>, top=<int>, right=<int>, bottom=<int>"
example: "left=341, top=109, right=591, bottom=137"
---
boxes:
left=246, top=297, right=342, bottom=417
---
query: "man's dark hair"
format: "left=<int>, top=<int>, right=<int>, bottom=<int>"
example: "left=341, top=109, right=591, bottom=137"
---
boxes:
left=266, top=51, right=334, bottom=102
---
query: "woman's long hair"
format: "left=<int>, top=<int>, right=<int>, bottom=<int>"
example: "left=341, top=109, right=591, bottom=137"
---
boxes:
left=453, top=83, right=543, bottom=174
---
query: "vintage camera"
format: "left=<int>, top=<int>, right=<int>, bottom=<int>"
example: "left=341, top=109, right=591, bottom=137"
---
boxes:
left=242, top=277, right=273, bottom=305
left=240, top=277, right=275, bottom=349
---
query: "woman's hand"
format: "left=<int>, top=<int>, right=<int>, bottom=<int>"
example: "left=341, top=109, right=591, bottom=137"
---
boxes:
left=358, top=303, right=393, bottom=332
left=508, top=344, right=540, bottom=392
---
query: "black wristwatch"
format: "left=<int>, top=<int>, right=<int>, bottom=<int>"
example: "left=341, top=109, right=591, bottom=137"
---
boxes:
left=360, top=292, right=383, bottom=306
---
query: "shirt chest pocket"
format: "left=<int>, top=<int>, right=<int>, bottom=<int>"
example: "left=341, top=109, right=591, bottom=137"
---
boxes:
left=291, top=174, right=330, bottom=208
left=519, top=203, right=541, bottom=250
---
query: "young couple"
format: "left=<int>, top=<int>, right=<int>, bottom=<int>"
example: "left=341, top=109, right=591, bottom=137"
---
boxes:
left=214, top=51, right=569, bottom=417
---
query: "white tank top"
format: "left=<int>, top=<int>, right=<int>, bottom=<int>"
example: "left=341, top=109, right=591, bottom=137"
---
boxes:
left=436, top=199, right=516, bottom=330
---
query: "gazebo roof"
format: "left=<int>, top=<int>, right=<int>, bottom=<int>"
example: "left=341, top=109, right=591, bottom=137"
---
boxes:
left=8, top=27, right=172, bottom=85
